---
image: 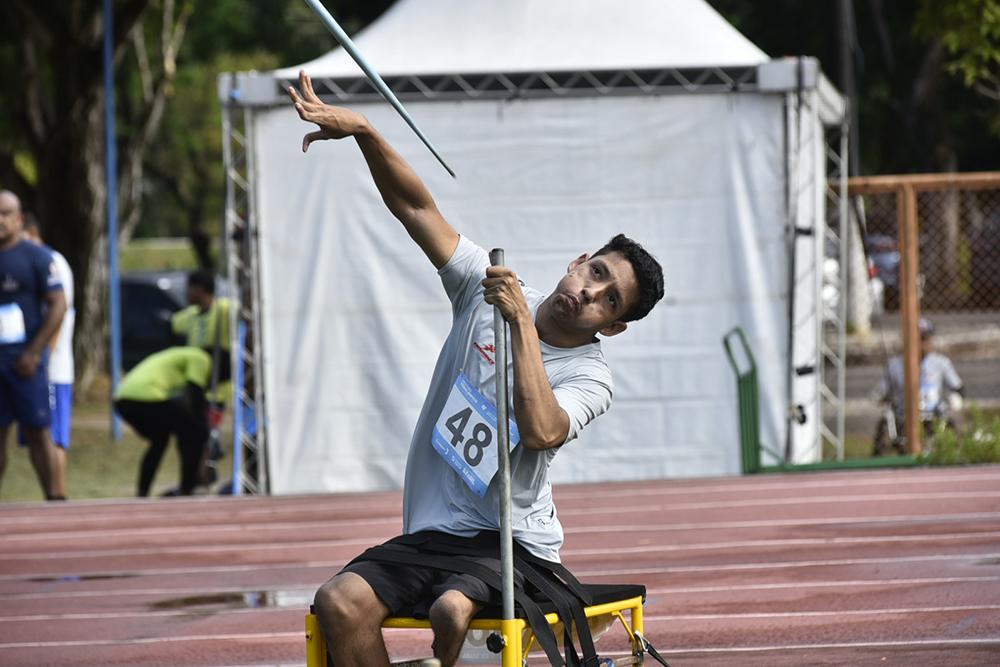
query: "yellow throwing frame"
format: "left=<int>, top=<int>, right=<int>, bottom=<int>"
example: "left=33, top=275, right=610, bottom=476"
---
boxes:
left=306, top=593, right=646, bottom=667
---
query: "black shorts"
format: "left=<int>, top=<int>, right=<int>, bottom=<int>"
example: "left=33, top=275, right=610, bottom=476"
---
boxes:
left=342, top=552, right=526, bottom=618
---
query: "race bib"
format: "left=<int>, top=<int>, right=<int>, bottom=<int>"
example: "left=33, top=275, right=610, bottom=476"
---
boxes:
left=432, top=371, right=520, bottom=498
left=0, top=303, right=26, bottom=344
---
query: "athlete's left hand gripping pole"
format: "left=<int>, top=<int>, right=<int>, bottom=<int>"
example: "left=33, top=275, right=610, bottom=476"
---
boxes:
left=299, top=0, right=456, bottom=178
left=490, top=248, right=517, bottom=664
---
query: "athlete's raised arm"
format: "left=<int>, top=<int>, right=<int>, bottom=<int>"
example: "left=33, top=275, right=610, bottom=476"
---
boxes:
left=289, top=71, right=458, bottom=269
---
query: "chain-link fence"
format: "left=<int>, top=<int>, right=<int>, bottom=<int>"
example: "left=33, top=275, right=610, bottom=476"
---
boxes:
left=840, top=173, right=1000, bottom=457
left=859, top=181, right=1000, bottom=312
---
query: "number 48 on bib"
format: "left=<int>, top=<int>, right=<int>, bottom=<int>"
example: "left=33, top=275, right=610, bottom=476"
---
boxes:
left=432, top=371, right=520, bottom=497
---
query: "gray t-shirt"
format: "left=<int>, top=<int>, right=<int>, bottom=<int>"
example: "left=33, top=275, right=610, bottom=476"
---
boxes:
left=879, top=351, right=963, bottom=419
left=401, top=236, right=613, bottom=561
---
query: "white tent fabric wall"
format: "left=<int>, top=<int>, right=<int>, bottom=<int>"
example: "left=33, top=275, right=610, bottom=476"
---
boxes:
left=227, top=0, right=847, bottom=495
left=253, top=92, right=790, bottom=495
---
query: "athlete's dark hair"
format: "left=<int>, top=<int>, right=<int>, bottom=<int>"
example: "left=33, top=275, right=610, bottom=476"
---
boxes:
left=187, top=269, right=216, bottom=295
left=592, top=234, right=664, bottom=322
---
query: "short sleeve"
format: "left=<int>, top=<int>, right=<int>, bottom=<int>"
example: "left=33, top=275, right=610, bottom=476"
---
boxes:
left=552, top=359, right=613, bottom=444
left=438, top=235, right=490, bottom=316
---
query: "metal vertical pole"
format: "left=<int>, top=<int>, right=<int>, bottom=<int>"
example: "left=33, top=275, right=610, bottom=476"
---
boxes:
left=899, top=184, right=922, bottom=453
left=489, top=248, right=516, bottom=655
left=103, top=0, right=123, bottom=440
left=836, top=123, right=849, bottom=459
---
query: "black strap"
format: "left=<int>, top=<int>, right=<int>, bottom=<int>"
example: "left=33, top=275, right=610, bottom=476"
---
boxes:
left=635, top=632, right=672, bottom=667
left=389, top=531, right=593, bottom=606
left=352, top=531, right=610, bottom=666
left=513, top=556, right=599, bottom=667
left=354, top=544, right=567, bottom=667
left=646, top=641, right=672, bottom=667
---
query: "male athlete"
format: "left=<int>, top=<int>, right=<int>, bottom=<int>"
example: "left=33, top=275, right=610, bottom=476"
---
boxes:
left=290, top=71, right=664, bottom=667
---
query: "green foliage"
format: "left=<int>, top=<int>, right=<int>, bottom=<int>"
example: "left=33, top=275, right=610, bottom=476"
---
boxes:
left=140, top=50, right=279, bottom=239
left=916, top=0, right=1000, bottom=135
left=137, top=0, right=397, bottom=242
left=917, top=0, right=1000, bottom=86
left=920, top=405, right=1000, bottom=466
left=708, top=0, right=1000, bottom=173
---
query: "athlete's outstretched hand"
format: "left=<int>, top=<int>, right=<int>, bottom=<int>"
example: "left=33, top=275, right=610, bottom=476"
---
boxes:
left=288, top=70, right=368, bottom=153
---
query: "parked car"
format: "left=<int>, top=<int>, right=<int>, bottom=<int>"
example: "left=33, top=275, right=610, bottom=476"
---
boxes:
left=121, top=271, right=188, bottom=370
left=120, top=270, right=230, bottom=370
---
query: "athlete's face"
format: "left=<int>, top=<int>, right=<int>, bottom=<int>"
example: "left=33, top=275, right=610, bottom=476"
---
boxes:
left=0, top=193, right=24, bottom=247
left=549, top=251, right=638, bottom=338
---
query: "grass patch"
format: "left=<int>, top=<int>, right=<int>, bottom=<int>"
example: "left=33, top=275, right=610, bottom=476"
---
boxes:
left=119, top=237, right=223, bottom=272
left=1, top=382, right=234, bottom=503
left=120, top=239, right=201, bottom=272
left=920, top=405, right=1000, bottom=466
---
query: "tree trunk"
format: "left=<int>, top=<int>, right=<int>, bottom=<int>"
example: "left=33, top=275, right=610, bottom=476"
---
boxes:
left=1, top=0, right=189, bottom=394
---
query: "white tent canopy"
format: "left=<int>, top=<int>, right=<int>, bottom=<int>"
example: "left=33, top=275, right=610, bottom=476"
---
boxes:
left=223, top=0, right=847, bottom=496
left=275, top=0, right=768, bottom=77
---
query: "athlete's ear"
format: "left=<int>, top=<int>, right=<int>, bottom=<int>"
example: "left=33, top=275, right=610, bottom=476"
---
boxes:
left=599, top=320, right=628, bottom=337
left=567, top=253, right=590, bottom=272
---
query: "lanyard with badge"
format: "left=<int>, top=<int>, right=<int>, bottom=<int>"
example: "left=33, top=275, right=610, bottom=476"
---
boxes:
left=0, top=303, right=27, bottom=344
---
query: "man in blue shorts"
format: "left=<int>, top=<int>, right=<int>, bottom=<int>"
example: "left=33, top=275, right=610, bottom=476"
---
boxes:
left=20, top=219, right=75, bottom=499
left=289, top=72, right=665, bottom=667
left=0, top=190, right=67, bottom=500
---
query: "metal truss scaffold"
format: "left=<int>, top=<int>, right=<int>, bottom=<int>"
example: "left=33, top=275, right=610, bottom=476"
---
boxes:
left=222, top=84, right=269, bottom=495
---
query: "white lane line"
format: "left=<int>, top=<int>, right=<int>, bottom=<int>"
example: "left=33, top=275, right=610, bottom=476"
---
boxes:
left=0, top=583, right=318, bottom=602
left=1, top=467, right=995, bottom=525
left=3, top=604, right=998, bottom=625
left=643, top=604, right=1000, bottom=620
left=559, top=491, right=1000, bottom=515
left=0, top=562, right=344, bottom=587
left=3, top=549, right=998, bottom=587
left=0, top=631, right=304, bottom=649
left=3, top=514, right=998, bottom=563
left=562, top=530, right=1000, bottom=556
left=0, top=498, right=403, bottom=527
left=642, top=576, right=1000, bottom=595
left=571, top=552, right=1000, bottom=576
left=564, top=511, right=1000, bottom=534
left=554, top=469, right=1000, bottom=500
left=4, top=575, right=998, bottom=604
left=0, top=516, right=402, bottom=543
left=0, top=607, right=300, bottom=622
left=0, top=537, right=385, bottom=562
left=641, top=638, right=1000, bottom=655
left=2, top=628, right=997, bottom=654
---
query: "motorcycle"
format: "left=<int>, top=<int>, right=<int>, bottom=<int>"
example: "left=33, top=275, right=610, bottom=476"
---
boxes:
left=872, top=381, right=963, bottom=456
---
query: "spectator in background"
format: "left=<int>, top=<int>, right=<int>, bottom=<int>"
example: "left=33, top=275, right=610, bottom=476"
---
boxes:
left=171, top=269, right=234, bottom=475
left=873, top=317, right=965, bottom=455
left=0, top=190, right=67, bottom=500
left=171, top=270, right=233, bottom=377
left=21, top=218, right=75, bottom=499
left=113, top=346, right=231, bottom=497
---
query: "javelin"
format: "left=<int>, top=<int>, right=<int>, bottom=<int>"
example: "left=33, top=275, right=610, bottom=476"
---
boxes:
left=299, top=0, right=456, bottom=178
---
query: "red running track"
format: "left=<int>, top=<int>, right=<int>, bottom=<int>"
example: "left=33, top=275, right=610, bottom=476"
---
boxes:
left=1, top=465, right=999, bottom=666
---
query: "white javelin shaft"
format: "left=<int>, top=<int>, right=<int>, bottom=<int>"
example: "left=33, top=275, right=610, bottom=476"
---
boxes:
left=300, top=0, right=456, bottom=178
